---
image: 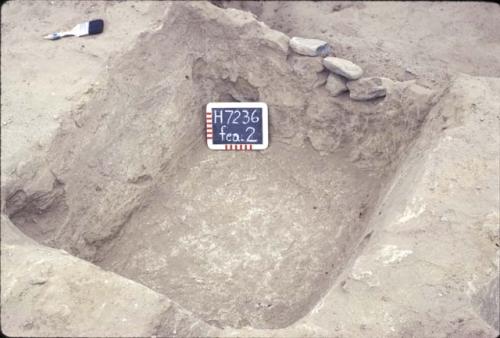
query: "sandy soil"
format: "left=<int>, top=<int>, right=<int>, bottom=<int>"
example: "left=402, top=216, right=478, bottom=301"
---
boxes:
left=227, top=1, right=500, bottom=85
left=1, top=1, right=166, bottom=176
left=1, top=1, right=499, bottom=337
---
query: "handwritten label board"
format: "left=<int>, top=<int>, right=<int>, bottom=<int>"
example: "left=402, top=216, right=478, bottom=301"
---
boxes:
left=206, top=102, right=268, bottom=150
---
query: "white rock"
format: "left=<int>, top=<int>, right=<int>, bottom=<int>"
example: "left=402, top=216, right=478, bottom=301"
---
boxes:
left=323, top=57, right=363, bottom=80
left=289, top=37, right=331, bottom=57
left=347, top=77, right=389, bottom=101
left=325, top=74, right=347, bottom=96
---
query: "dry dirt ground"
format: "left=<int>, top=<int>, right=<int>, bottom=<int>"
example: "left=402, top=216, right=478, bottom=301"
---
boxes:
left=1, top=1, right=499, bottom=337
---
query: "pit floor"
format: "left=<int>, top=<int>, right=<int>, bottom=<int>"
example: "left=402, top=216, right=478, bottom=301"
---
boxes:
left=96, top=141, right=381, bottom=328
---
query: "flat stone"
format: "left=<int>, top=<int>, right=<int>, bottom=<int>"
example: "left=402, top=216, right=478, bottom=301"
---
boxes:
left=347, top=77, right=388, bottom=100
left=325, top=74, right=347, bottom=96
left=289, top=37, right=332, bottom=57
left=323, top=57, right=363, bottom=80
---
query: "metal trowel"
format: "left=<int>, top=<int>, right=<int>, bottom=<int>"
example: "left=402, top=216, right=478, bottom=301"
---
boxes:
left=43, top=19, right=104, bottom=40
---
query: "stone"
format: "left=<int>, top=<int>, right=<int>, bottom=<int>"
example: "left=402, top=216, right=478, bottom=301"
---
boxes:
left=325, top=74, right=348, bottom=96
left=289, top=55, right=324, bottom=85
left=289, top=37, right=332, bottom=57
left=323, top=57, right=363, bottom=80
left=347, top=77, right=388, bottom=100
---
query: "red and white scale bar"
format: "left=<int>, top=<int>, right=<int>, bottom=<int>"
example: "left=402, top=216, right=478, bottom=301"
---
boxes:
left=206, top=111, right=213, bottom=140
left=206, top=111, right=253, bottom=151
left=224, top=144, right=253, bottom=151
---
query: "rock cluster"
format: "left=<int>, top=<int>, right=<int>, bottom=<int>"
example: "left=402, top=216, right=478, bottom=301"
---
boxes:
left=289, top=37, right=393, bottom=100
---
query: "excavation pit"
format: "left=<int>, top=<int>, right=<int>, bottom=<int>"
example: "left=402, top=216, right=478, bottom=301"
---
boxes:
left=3, top=1, right=436, bottom=331
left=7, top=138, right=387, bottom=328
